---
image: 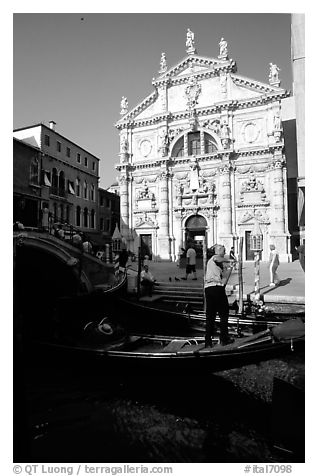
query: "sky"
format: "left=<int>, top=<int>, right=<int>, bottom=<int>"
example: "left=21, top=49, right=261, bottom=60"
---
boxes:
left=13, top=12, right=293, bottom=189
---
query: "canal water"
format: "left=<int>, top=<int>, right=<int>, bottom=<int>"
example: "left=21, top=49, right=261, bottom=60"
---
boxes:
left=15, top=345, right=304, bottom=464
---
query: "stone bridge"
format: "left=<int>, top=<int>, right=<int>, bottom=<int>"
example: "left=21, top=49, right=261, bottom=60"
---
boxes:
left=13, top=229, right=115, bottom=296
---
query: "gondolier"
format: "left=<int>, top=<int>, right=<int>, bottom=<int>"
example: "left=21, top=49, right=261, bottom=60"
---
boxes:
left=204, top=244, right=234, bottom=347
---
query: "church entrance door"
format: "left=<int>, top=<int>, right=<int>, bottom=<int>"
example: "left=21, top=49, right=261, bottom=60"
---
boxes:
left=184, top=215, right=207, bottom=258
left=140, top=234, right=152, bottom=260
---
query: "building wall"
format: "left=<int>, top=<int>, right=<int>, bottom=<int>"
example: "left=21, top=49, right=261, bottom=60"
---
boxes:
left=115, top=53, right=293, bottom=262
left=14, top=123, right=99, bottom=235
left=13, top=139, right=42, bottom=227
left=291, top=13, right=305, bottom=242
left=98, top=188, right=120, bottom=244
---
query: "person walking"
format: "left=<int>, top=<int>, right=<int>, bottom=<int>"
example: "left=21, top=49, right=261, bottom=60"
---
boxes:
left=183, top=242, right=197, bottom=280
left=295, top=244, right=305, bottom=272
left=229, top=246, right=237, bottom=270
left=268, top=244, right=280, bottom=286
left=204, top=244, right=234, bottom=347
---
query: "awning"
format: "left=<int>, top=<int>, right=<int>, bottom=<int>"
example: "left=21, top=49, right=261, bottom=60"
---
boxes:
left=68, top=181, right=75, bottom=195
left=43, top=171, right=51, bottom=187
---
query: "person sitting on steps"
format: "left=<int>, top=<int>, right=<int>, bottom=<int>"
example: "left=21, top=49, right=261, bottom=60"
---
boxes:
left=140, top=265, right=156, bottom=297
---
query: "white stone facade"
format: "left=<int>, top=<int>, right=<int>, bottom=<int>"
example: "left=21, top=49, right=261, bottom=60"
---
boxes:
left=115, top=46, right=291, bottom=262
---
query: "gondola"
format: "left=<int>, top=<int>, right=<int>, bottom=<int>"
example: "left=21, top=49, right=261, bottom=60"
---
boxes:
left=106, top=294, right=298, bottom=337
left=33, top=316, right=304, bottom=374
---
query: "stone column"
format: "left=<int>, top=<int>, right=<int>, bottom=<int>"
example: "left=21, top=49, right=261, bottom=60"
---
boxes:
left=119, top=173, right=130, bottom=242
left=218, top=164, right=233, bottom=250
left=200, top=130, right=205, bottom=155
left=184, top=133, right=188, bottom=157
left=268, top=154, right=290, bottom=261
left=158, top=170, right=171, bottom=260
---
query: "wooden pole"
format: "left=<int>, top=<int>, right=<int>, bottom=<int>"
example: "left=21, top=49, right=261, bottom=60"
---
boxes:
left=254, top=251, right=261, bottom=302
left=238, top=237, right=244, bottom=315
left=202, top=231, right=207, bottom=314
left=137, top=235, right=142, bottom=299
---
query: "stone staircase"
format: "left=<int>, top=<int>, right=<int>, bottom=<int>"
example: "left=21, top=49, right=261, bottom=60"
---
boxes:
left=153, top=281, right=238, bottom=310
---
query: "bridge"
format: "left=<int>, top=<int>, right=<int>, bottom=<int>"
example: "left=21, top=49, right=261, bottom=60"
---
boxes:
left=13, top=229, right=115, bottom=292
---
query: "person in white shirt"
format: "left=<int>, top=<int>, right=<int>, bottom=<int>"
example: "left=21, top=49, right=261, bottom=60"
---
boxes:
left=268, top=244, right=280, bottom=286
left=140, top=265, right=156, bottom=297
left=204, top=244, right=234, bottom=347
left=183, top=243, right=197, bottom=280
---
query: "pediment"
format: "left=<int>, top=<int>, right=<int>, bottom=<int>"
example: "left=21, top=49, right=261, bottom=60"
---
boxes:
left=116, top=55, right=288, bottom=126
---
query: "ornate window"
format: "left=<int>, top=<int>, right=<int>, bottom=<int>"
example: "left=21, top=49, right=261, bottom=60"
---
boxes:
left=76, top=178, right=81, bottom=197
left=30, top=158, right=40, bottom=185
left=188, top=132, right=200, bottom=156
left=52, top=168, right=58, bottom=189
left=84, top=181, right=88, bottom=199
left=204, top=132, right=217, bottom=154
left=76, top=206, right=81, bottom=227
left=90, top=184, right=95, bottom=202
left=172, top=137, right=184, bottom=157
left=171, top=130, right=217, bottom=158
left=83, top=207, right=88, bottom=228
left=59, top=171, right=65, bottom=194
left=90, top=209, right=95, bottom=229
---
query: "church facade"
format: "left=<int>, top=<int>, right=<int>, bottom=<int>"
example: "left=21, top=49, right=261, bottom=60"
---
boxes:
left=115, top=32, right=291, bottom=262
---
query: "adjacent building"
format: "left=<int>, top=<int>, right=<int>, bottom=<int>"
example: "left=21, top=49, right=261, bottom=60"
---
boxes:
left=98, top=187, right=120, bottom=243
left=13, top=138, right=42, bottom=227
left=13, top=121, right=100, bottom=241
left=115, top=33, right=292, bottom=262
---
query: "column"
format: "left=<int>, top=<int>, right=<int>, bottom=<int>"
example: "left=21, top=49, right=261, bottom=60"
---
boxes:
left=119, top=173, right=130, bottom=242
left=218, top=163, right=233, bottom=251
left=158, top=170, right=171, bottom=260
left=268, top=154, right=290, bottom=261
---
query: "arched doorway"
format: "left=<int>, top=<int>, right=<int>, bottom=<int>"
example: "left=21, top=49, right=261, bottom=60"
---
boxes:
left=184, top=214, right=207, bottom=257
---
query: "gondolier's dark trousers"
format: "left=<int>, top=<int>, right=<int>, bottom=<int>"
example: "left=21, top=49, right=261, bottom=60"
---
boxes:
left=204, top=285, right=229, bottom=345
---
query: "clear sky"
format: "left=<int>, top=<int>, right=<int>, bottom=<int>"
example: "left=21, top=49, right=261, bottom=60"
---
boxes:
left=13, top=12, right=292, bottom=188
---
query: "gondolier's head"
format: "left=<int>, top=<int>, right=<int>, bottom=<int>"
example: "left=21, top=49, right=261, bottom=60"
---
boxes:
left=213, top=244, right=226, bottom=256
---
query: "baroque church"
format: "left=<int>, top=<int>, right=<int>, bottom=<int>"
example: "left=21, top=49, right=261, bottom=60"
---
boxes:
left=115, top=31, right=291, bottom=262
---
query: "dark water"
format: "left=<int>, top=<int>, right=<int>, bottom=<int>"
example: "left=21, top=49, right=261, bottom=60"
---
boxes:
left=14, top=342, right=304, bottom=464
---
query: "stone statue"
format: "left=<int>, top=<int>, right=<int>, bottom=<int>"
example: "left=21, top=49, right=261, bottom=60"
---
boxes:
left=158, top=128, right=168, bottom=154
left=220, top=120, right=229, bottom=139
left=273, top=112, right=281, bottom=131
left=159, top=52, right=167, bottom=74
left=120, top=96, right=128, bottom=115
left=139, top=180, right=150, bottom=199
left=269, top=63, right=280, bottom=83
left=120, top=135, right=128, bottom=153
left=186, top=28, right=195, bottom=50
left=219, top=37, right=228, bottom=57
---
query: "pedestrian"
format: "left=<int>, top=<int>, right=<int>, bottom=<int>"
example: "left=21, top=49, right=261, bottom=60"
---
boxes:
left=268, top=244, right=280, bottom=286
left=83, top=239, right=93, bottom=254
left=229, top=246, right=237, bottom=270
left=119, top=247, right=129, bottom=272
left=56, top=224, right=65, bottom=240
left=72, top=231, right=83, bottom=250
left=183, top=242, right=197, bottom=280
left=295, top=243, right=305, bottom=272
left=140, top=265, right=156, bottom=297
left=204, top=244, right=234, bottom=347
left=143, top=254, right=150, bottom=268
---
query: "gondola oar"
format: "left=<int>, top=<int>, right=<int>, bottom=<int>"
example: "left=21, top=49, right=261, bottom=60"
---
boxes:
left=237, top=237, right=244, bottom=336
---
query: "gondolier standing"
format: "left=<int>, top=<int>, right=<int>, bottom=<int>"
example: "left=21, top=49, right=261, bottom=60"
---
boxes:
left=204, top=244, right=234, bottom=347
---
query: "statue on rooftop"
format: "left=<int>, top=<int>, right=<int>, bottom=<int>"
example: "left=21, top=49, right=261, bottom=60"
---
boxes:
left=159, top=52, right=167, bottom=74
left=219, top=37, right=228, bottom=57
left=269, top=63, right=280, bottom=83
left=120, top=96, right=128, bottom=115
